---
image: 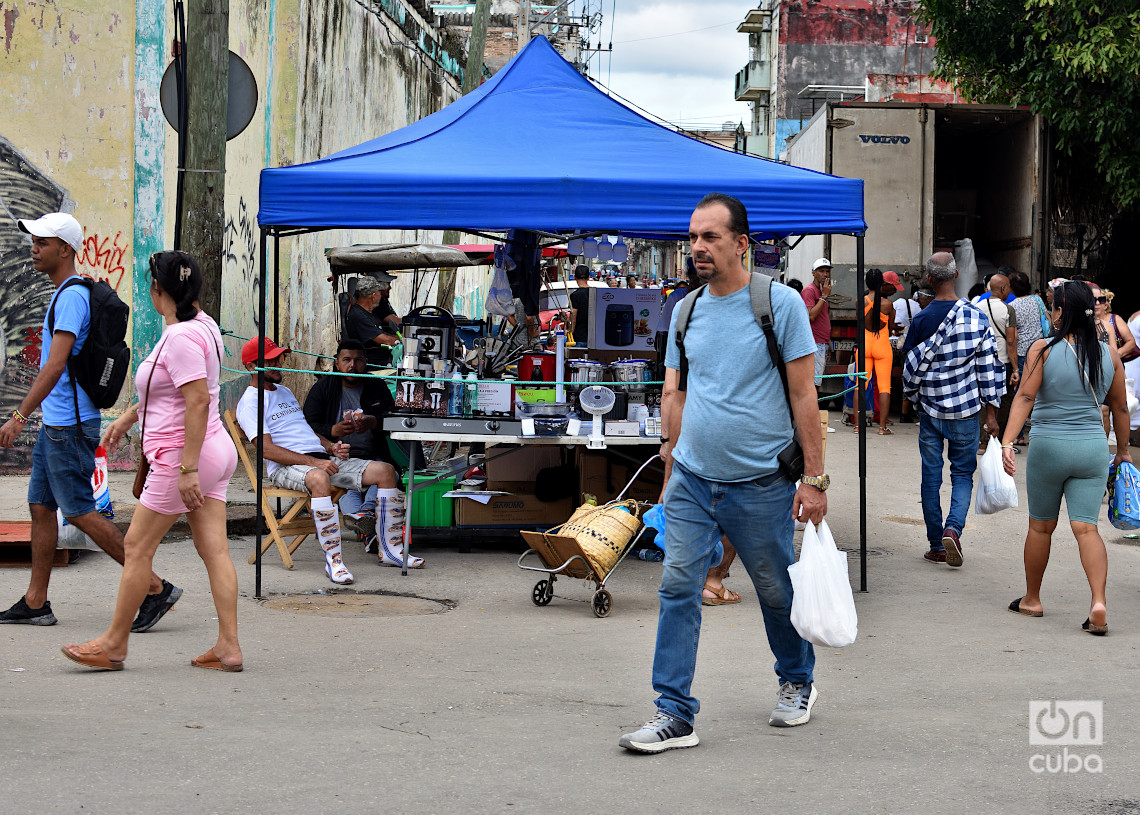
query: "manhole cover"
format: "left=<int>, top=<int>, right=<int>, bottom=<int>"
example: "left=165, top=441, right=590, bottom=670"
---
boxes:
left=260, top=591, right=452, bottom=617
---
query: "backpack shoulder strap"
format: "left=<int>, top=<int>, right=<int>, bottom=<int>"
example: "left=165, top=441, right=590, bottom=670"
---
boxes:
left=46, top=276, right=86, bottom=336
left=749, top=272, right=793, bottom=414
left=673, top=284, right=707, bottom=392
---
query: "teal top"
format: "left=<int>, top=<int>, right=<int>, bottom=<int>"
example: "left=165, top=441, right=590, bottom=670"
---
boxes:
left=1029, top=340, right=1113, bottom=438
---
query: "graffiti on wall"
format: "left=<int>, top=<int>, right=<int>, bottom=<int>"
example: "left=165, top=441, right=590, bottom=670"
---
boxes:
left=0, top=137, right=66, bottom=452
left=223, top=194, right=259, bottom=339
left=79, top=230, right=130, bottom=290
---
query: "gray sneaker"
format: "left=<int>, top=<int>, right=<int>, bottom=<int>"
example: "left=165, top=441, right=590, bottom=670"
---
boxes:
left=769, top=681, right=818, bottom=727
left=618, top=711, right=699, bottom=753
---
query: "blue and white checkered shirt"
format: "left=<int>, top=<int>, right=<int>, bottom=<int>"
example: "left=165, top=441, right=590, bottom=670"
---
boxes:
left=902, top=300, right=1006, bottom=419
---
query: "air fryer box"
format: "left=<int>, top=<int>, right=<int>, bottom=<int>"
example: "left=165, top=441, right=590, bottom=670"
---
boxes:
left=588, top=288, right=663, bottom=352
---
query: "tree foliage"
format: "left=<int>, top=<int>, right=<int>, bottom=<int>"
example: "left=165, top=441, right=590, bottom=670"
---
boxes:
left=921, top=0, right=1140, bottom=211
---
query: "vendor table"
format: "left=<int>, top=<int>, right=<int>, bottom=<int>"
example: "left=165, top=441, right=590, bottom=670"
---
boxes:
left=390, top=431, right=662, bottom=575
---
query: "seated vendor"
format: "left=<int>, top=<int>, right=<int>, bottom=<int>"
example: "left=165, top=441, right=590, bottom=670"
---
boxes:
left=303, top=339, right=400, bottom=553
left=235, top=337, right=423, bottom=585
left=343, top=274, right=399, bottom=368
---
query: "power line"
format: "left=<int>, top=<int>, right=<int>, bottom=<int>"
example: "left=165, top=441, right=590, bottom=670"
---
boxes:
left=613, top=19, right=739, bottom=44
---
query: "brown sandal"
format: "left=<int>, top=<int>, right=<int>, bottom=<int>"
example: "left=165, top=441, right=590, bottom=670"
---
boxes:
left=61, top=641, right=124, bottom=671
left=702, top=583, right=742, bottom=606
left=191, top=648, right=243, bottom=672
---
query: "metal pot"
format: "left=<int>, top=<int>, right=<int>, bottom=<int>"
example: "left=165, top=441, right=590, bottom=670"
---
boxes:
left=609, top=359, right=652, bottom=392
left=566, top=359, right=607, bottom=390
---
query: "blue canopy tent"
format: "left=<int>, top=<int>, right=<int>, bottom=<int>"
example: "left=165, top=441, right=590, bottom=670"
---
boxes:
left=252, top=36, right=870, bottom=594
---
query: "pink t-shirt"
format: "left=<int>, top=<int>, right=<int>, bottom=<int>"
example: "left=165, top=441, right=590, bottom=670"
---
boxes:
left=801, top=282, right=831, bottom=344
left=136, top=311, right=225, bottom=457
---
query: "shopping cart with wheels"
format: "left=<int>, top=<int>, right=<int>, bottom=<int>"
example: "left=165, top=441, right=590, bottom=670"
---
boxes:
left=517, top=455, right=659, bottom=617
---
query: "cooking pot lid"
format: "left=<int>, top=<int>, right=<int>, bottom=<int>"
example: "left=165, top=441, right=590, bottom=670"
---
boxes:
left=611, top=359, right=650, bottom=366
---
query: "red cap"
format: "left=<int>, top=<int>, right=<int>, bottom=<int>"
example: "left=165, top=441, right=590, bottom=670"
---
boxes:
left=882, top=270, right=903, bottom=290
left=241, top=337, right=290, bottom=365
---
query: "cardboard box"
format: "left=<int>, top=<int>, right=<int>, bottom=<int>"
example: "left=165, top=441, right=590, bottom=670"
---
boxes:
left=587, top=288, right=663, bottom=352
left=455, top=493, right=575, bottom=527
left=578, top=448, right=664, bottom=504
left=485, top=446, right=564, bottom=492
left=604, top=420, right=640, bottom=437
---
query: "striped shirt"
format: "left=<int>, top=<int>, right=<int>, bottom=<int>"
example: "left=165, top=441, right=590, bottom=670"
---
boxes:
left=902, top=300, right=1006, bottom=419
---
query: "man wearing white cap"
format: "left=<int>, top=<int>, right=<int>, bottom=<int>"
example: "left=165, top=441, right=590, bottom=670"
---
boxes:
left=0, top=213, right=180, bottom=628
left=801, top=258, right=833, bottom=387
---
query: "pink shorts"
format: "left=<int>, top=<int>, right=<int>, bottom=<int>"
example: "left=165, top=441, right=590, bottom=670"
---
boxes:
left=140, top=430, right=237, bottom=516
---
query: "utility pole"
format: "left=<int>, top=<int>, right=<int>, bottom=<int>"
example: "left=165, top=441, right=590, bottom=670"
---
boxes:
left=179, top=0, right=228, bottom=322
left=516, top=0, right=532, bottom=50
left=437, top=0, right=493, bottom=309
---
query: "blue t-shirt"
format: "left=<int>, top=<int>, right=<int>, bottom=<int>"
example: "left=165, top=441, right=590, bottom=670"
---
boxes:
left=40, top=276, right=99, bottom=425
left=665, top=282, right=816, bottom=481
left=903, top=299, right=956, bottom=352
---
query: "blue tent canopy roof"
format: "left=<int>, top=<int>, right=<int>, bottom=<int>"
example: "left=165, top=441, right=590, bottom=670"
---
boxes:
left=258, top=36, right=865, bottom=239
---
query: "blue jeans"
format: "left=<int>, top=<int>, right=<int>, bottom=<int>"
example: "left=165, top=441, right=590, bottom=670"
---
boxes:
left=652, top=461, right=814, bottom=725
left=27, top=420, right=101, bottom=518
left=339, top=484, right=377, bottom=516
left=918, top=410, right=980, bottom=546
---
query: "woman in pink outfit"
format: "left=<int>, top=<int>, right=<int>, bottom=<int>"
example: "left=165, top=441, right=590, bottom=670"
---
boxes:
left=62, top=251, right=242, bottom=672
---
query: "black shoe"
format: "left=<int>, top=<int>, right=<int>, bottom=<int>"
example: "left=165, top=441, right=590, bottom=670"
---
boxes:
left=131, top=580, right=183, bottom=633
left=899, top=414, right=915, bottom=424
left=0, top=596, right=58, bottom=626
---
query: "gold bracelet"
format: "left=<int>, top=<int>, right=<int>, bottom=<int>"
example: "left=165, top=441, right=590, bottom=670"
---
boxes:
left=179, top=465, right=199, bottom=474
left=1001, top=443, right=1014, bottom=449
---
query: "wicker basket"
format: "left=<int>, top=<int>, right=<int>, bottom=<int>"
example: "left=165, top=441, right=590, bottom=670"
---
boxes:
left=548, top=499, right=641, bottom=578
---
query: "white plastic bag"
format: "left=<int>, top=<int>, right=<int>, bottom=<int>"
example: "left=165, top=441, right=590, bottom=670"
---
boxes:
left=975, top=437, right=1018, bottom=514
left=788, top=520, right=858, bottom=648
left=485, top=253, right=515, bottom=318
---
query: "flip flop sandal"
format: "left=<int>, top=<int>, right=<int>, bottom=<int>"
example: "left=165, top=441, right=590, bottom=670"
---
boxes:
left=877, top=428, right=894, bottom=435
left=702, top=583, right=742, bottom=606
left=1082, top=618, right=1108, bottom=635
left=60, top=641, right=124, bottom=671
left=191, top=648, right=243, bottom=672
left=1008, top=597, right=1043, bottom=617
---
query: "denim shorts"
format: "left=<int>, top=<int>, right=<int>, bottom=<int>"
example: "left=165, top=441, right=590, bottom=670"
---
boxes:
left=27, top=419, right=101, bottom=519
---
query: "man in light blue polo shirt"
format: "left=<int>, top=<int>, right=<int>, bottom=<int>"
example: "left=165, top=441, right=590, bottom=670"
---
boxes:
left=0, top=213, right=179, bottom=629
left=619, top=193, right=829, bottom=754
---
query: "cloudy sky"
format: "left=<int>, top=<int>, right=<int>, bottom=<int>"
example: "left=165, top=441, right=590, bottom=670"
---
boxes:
left=575, top=0, right=759, bottom=131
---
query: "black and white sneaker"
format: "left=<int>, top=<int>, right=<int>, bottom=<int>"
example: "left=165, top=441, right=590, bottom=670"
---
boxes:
left=769, top=681, right=818, bottom=727
left=131, top=580, right=183, bottom=632
left=618, top=711, right=698, bottom=753
left=0, top=596, right=57, bottom=626
left=343, top=511, right=376, bottom=543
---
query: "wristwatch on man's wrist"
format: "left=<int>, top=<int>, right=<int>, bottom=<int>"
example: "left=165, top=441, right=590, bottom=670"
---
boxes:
left=800, top=473, right=830, bottom=492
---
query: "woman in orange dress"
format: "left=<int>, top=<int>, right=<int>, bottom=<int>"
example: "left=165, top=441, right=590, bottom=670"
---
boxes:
left=856, top=268, right=902, bottom=435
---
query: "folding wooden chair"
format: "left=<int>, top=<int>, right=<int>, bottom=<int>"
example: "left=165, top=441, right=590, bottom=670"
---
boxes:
left=223, top=409, right=344, bottom=569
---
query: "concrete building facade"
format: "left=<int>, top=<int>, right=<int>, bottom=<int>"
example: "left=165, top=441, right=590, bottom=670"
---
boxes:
left=0, top=0, right=476, bottom=469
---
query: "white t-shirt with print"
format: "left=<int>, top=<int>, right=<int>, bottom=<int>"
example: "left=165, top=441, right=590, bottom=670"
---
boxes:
left=235, top=385, right=324, bottom=475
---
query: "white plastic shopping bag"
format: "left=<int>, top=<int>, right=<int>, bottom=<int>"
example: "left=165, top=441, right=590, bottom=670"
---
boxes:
left=975, top=437, right=1018, bottom=514
left=788, top=520, right=858, bottom=648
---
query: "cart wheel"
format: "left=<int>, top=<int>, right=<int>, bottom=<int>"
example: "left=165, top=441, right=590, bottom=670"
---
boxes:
left=591, top=588, right=612, bottom=618
left=532, top=580, right=553, bottom=606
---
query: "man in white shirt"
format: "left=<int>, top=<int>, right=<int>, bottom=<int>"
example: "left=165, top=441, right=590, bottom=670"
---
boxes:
left=236, top=337, right=423, bottom=585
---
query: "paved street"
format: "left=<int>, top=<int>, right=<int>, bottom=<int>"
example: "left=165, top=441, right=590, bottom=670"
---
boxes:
left=2, top=424, right=1139, bottom=813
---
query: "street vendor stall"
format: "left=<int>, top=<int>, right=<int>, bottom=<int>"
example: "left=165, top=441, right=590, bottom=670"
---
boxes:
left=252, top=36, right=868, bottom=595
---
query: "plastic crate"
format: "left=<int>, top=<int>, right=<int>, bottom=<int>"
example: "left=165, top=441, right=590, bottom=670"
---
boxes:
left=402, top=474, right=456, bottom=527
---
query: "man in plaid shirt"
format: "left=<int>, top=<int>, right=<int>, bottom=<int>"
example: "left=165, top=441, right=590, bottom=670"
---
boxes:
left=902, top=252, right=1005, bottom=567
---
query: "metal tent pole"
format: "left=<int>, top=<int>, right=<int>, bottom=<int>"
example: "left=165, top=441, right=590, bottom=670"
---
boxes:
left=856, top=235, right=867, bottom=592
left=255, top=227, right=269, bottom=598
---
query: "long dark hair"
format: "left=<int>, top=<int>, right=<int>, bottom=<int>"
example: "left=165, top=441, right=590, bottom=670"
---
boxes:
left=150, top=250, right=202, bottom=323
left=1046, top=280, right=1105, bottom=396
left=866, top=267, right=884, bottom=335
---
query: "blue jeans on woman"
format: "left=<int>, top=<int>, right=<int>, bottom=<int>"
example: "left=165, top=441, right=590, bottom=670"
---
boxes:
left=918, top=410, right=980, bottom=547
left=651, top=460, right=814, bottom=725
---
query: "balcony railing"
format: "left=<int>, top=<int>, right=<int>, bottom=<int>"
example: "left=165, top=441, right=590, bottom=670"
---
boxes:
left=734, top=60, right=772, bottom=103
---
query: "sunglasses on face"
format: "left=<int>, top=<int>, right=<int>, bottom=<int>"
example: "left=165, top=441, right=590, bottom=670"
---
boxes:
left=1095, top=296, right=1108, bottom=304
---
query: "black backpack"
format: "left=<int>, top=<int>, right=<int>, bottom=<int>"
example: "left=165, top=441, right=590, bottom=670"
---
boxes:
left=47, top=277, right=131, bottom=418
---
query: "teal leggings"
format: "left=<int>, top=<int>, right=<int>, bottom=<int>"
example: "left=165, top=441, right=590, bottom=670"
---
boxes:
left=1025, top=434, right=1109, bottom=524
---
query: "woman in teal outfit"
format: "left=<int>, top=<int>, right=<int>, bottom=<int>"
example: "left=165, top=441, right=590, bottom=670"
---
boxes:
left=1001, top=280, right=1130, bottom=634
